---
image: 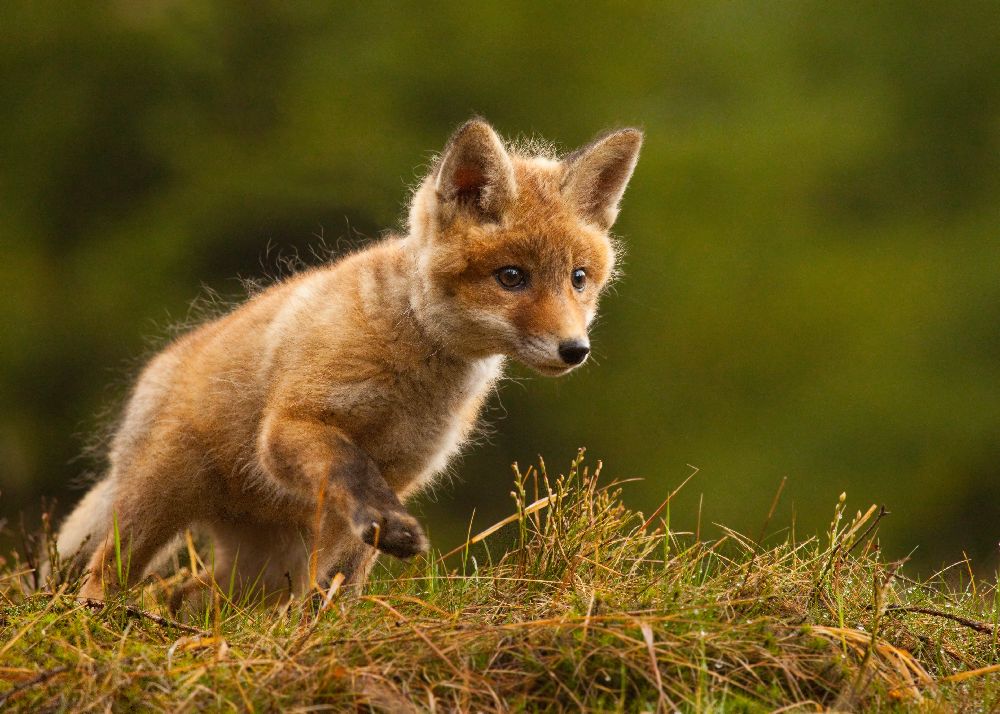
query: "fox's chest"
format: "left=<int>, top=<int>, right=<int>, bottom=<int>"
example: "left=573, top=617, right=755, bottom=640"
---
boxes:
left=329, top=355, right=503, bottom=493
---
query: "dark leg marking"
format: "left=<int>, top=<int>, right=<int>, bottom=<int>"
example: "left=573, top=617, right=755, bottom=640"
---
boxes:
left=331, top=435, right=428, bottom=560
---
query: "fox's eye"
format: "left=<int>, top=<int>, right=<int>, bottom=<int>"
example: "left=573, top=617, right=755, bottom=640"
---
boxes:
left=571, top=268, right=587, bottom=291
left=496, top=266, right=527, bottom=290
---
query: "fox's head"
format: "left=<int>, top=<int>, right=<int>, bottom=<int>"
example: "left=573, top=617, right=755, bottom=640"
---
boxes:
left=408, top=118, right=642, bottom=376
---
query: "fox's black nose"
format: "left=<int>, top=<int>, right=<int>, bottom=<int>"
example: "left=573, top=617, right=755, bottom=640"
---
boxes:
left=558, top=340, right=590, bottom=366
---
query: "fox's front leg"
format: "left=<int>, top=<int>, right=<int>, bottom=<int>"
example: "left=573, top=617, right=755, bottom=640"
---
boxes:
left=258, top=412, right=428, bottom=559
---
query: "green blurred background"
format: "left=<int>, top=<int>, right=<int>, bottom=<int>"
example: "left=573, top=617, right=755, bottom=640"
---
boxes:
left=1, top=2, right=998, bottom=574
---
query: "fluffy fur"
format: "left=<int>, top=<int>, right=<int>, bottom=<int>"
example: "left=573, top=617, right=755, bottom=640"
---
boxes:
left=56, top=118, right=643, bottom=602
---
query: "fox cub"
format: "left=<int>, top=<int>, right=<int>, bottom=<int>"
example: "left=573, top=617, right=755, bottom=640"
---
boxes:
left=57, top=118, right=642, bottom=601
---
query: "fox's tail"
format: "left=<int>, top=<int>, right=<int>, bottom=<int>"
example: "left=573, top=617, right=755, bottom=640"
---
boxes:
left=55, top=478, right=115, bottom=567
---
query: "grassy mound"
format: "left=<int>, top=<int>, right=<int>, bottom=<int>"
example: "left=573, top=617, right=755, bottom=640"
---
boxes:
left=1, top=453, right=997, bottom=711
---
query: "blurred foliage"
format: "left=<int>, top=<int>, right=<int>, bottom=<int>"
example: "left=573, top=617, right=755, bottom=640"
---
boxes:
left=1, top=1, right=997, bottom=572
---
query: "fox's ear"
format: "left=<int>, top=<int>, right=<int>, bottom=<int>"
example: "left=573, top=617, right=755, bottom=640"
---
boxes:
left=562, top=128, right=643, bottom=230
left=435, top=118, right=516, bottom=222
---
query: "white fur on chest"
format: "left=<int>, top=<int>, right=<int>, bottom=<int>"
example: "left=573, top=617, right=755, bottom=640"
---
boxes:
left=402, top=354, right=504, bottom=489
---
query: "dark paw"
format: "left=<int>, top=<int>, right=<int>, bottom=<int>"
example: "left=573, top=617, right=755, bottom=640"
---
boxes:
left=356, top=509, right=428, bottom=559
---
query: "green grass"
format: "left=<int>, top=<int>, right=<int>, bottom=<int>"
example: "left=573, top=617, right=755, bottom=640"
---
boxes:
left=2, top=452, right=998, bottom=711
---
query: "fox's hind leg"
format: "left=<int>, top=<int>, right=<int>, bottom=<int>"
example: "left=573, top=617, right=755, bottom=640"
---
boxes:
left=77, top=447, right=205, bottom=601
left=56, top=477, right=115, bottom=574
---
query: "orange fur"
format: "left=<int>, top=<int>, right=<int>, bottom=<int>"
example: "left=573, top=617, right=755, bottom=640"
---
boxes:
left=56, top=119, right=643, bottom=602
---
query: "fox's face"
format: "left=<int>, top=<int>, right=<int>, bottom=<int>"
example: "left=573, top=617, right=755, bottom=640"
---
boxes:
left=409, top=119, right=642, bottom=375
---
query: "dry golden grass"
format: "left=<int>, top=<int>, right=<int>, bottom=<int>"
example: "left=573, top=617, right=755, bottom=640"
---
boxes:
left=2, top=452, right=998, bottom=711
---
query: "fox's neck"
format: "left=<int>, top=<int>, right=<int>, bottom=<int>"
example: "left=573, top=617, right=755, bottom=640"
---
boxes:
left=362, top=237, right=499, bottom=375
left=394, top=239, right=464, bottom=360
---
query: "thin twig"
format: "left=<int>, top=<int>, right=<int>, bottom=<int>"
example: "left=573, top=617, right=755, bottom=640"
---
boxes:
left=0, top=666, right=68, bottom=707
left=884, top=606, right=998, bottom=636
left=73, top=597, right=210, bottom=635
